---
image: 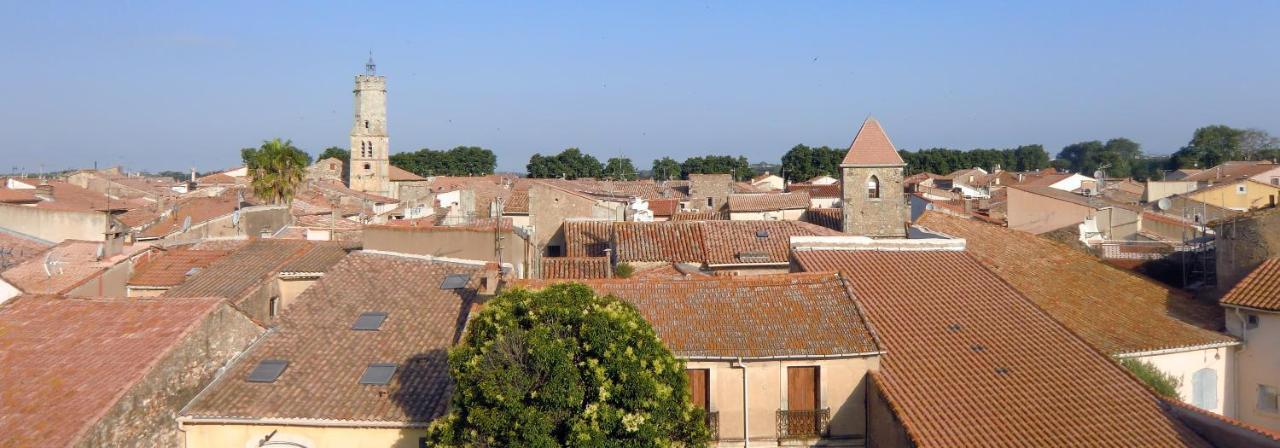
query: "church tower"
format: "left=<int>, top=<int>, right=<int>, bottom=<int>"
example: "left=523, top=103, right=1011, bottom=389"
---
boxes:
left=840, top=117, right=907, bottom=238
left=348, top=56, right=390, bottom=196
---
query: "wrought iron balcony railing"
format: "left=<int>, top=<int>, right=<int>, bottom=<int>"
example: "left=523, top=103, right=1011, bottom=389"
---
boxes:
left=776, top=408, right=830, bottom=438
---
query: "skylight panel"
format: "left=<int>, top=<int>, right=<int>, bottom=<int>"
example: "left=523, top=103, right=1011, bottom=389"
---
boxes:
left=352, top=312, right=387, bottom=331
left=440, top=273, right=470, bottom=289
left=247, top=359, right=288, bottom=383
left=359, top=363, right=397, bottom=385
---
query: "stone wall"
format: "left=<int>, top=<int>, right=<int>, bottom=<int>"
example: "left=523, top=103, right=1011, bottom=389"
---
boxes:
left=1214, top=208, right=1280, bottom=293
left=348, top=74, right=390, bottom=196
left=75, top=303, right=265, bottom=447
left=688, top=174, right=732, bottom=211
left=841, top=166, right=907, bottom=238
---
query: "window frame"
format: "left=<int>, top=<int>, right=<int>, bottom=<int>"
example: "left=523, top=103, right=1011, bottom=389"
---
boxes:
left=1259, top=384, right=1279, bottom=413
left=866, top=175, right=881, bottom=199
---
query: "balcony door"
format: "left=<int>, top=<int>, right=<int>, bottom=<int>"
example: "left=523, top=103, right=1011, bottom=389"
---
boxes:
left=787, top=366, right=819, bottom=411
left=686, top=369, right=709, bottom=409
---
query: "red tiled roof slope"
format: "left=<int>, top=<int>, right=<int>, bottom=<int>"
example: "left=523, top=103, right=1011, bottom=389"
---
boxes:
left=916, top=212, right=1232, bottom=354
left=181, top=252, right=480, bottom=422
left=542, top=257, right=612, bottom=279
left=1221, top=258, right=1280, bottom=311
left=726, top=192, right=810, bottom=212
left=794, top=250, right=1210, bottom=448
left=162, top=240, right=312, bottom=300
left=515, top=273, right=879, bottom=358
left=562, top=220, right=613, bottom=258
left=0, top=295, right=224, bottom=447
left=129, top=249, right=230, bottom=287
left=841, top=117, right=905, bottom=166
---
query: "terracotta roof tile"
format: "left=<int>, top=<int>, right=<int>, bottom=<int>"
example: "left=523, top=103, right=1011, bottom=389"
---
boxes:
left=162, top=240, right=313, bottom=301
left=801, top=207, right=842, bottom=232
left=280, top=243, right=350, bottom=274
left=841, top=117, right=905, bottom=166
left=542, top=257, right=612, bottom=279
left=699, top=220, right=840, bottom=265
left=613, top=221, right=705, bottom=262
left=503, top=190, right=529, bottom=214
left=562, top=221, right=614, bottom=257
left=670, top=210, right=723, bottom=221
left=514, top=273, right=879, bottom=358
left=786, top=183, right=840, bottom=198
left=128, top=249, right=230, bottom=287
left=140, top=192, right=244, bottom=238
left=0, top=188, right=39, bottom=204
left=916, top=212, right=1233, bottom=354
left=646, top=198, right=679, bottom=216
left=1, top=241, right=151, bottom=295
left=1221, top=258, right=1280, bottom=311
left=726, top=192, right=810, bottom=212
left=388, top=165, right=426, bottom=182
left=181, top=252, right=480, bottom=422
left=1182, top=161, right=1279, bottom=183
left=794, top=250, right=1211, bottom=448
left=566, top=220, right=839, bottom=265
left=0, top=229, right=54, bottom=270
left=0, top=295, right=226, bottom=447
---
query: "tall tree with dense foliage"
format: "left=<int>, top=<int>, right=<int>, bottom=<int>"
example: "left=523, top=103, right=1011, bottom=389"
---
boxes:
left=603, top=157, right=637, bottom=180
left=317, top=146, right=350, bottom=164
left=427, top=283, right=710, bottom=446
left=1172, top=125, right=1246, bottom=169
left=650, top=157, right=682, bottom=181
left=527, top=148, right=604, bottom=179
left=242, top=138, right=310, bottom=205
left=899, top=145, right=1049, bottom=176
left=1056, top=138, right=1146, bottom=178
left=391, top=146, right=497, bottom=177
left=681, top=155, right=751, bottom=181
left=780, top=144, right=844, bottom=182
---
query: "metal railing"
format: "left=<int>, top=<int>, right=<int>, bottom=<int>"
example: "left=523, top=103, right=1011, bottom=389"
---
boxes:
left=776, top=408, right=830, bottom=438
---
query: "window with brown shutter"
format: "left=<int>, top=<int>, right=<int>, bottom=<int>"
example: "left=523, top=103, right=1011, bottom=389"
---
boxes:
left=686, top=369, right=709, bottom=409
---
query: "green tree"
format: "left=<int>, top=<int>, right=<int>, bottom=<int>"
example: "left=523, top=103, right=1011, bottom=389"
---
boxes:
left=780, top=145, right=844, bottom=182
left=527, top=148, right=604, bottom=179
left=603, top=157, right=637, bottom=180
left=242, top=138, right=310, bottom=205
left=650, top=157, right=682, bottom=181
left=1119, top=358, right=1182, bottom=399
left=155, top=170, right=188, bottom=181
left=1011, top=144, right=1051, bottom=171
left=681, top=155, right=752, bottom=181
left=1172, top=125, right=1247, bottom=169
left=391, top=146, right=497, bottom=177
left=428, top=283, right=709, bottom=446
left=317, top=146, right=350, bottom=164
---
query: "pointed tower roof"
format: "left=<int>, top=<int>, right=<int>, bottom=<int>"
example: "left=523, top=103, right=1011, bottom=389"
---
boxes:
left=841, top=117, right=905, bottom=166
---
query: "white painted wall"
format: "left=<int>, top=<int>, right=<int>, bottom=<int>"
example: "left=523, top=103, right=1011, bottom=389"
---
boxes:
left=0, top=279, right=21, bottom=304
left=1130, top=345, right=1232, bottom=415
left=1048, top=173, right=1098, bottom=192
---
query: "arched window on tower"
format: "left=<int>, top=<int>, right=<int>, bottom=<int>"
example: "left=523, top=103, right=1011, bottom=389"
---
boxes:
left=867, top=175, right=881, bottom=199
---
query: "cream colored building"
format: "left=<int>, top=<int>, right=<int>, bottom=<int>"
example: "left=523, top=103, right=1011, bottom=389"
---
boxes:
left=1184, top=179, right=1280, bottom=212
left=1220, top=259, right=1280, bottom=431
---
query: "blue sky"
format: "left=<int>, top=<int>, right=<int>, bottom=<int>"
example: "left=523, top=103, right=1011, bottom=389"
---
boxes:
left=2, top=1, right=1278, bottom=173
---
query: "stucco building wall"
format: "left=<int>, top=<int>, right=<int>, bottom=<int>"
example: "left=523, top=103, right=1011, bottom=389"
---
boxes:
left=182, top=424, right=427, bottom=448
left=1006, top=188, right=1093, bottom=235
left=1187, top=181, right=1280, bottom=211
left=1225, top=309, right=1280, bottom=431
left=1129, top=346, right=1232, bottom=415
left=0, top=204, right=109, bottom=242
left=364, top=226, right=532, bottom=278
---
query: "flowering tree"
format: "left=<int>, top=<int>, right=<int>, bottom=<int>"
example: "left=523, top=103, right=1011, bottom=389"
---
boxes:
left=428, top=283, right=709, bottom=447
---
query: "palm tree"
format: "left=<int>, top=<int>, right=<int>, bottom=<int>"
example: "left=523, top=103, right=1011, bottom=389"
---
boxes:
left=244, top=138, right=309, bottom=205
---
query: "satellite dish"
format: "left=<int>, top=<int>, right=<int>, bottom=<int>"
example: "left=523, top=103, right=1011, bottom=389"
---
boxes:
left=1156, top=197, right=1172, bottom=211
left=231, top=210, right=241, bottom=226
left=181, top=216, right=192, bottom=232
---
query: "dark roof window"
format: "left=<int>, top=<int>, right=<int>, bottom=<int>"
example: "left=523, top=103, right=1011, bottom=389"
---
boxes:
left=359, top=363, right=397, bottom=385
left=440, top=274, right=470, bottom=289
left=352, top=312, right=388, bottom=331
left=756, top=229, right=769, bottom=238
left=247, top=359, right=288, bottom=383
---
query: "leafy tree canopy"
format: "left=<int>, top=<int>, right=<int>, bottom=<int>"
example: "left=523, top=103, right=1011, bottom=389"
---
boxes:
left=317, top=146, right=350, bottom=164
left=1171, top=125, right=1280, bottom=169
left=428, top=283, right=709, bottom=447
left=650, top=157, right=682, bottom=181
left=603, top=157, right=638, bottom=181
left=1119, top=358, right=1182, bottom=399
left=242, top=138, right=309, bottom=204
left=898, top=145, right=1051, bottom=177
left=392, top=146, right=497, bottom=177
left=680, top=155, right=751, bottom=181
left=527, top=148, right=604, bottom=179
left=780, top=144, right=844, bottom=183
left=155, top=170, right=189, bottom=182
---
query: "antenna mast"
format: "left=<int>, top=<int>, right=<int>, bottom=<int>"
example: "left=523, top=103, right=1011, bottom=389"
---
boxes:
left=365, top=52, right=377, bottom=76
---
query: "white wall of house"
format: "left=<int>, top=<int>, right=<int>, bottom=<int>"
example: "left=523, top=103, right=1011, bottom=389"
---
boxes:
left=809, top=197, right=840, bottom=208
left=1048, top=173, right=1098, bottom=192
left=1126, top=345, right=1233, bottom=415
left=0, top=279, right=21, bottom=304
left=1225, top=308, right=1280, bottom=431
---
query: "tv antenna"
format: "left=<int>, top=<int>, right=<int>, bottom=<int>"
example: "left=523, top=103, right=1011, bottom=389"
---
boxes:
left=365, top=52, right=377, bottom=76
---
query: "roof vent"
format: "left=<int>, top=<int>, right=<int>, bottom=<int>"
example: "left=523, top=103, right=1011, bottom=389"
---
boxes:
left=995, top=367, right=1012, bottom=376
left=755, top=229, right=769, bottom=238
left=352, top=312, right=388, bottom=331
left=947, top=323, right=963, bottom=332
left=359, top=363, right=397, bottom=385
left=247, top=359, right=288, bottom=383
left=440, top=273, right=471, bottom=289
left=970, top=344, right=985, bottom=352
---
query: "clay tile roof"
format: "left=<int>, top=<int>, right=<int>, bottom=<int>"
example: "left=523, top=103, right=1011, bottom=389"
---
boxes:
left=613, top=221, right=705, bottom=262
left=801, top=207, right=843, bottom=232
left=0, top=295, right=226, bottom=447
left=27, top=181, right=128, bottom=212
left=162, top=240, right=313, bottom=301
left=699, top=220, right=840, bottom=265
left=793, top=250, right=1211, bottom=448
left=0, top=229, right=54, bottom=269
left=1221, top=258, right=1280, bottom=311
left=916, top=212, right=1234, bottom=354
left=181, top=252, right=480, bottom=422
left=0, top=188, right=39, bottom=204
left=515, top=273, right=880, bottom=358
left=128, top=249, right=230, bottom=287
left=841, top=117, right=905, bottom=166
left=726, top=192, right=810, bottom=212
left=279, top=243, right=349, bottom=274
left=1010, top=184, right=1140, bottom=212
left=670, top=210, right=723, bottom=221
left=140, top=193, right=244, bottom=238
left=1182, top=161, right=1279, bottom=183
left=542, top=257, right=612, bottom=279
left=503, top=190, right=529, bottom=214
left=646, top=198, right=679, bottom=216
left=562, top=221, right=613, bottom=257
left=388, top=165, right=427, bottom=182
left=1, top=241, right=151, bottom=295
left=786, top=183, right=841, bottom=198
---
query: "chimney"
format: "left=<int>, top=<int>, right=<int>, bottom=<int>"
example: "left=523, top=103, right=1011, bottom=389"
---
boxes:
left=479, top=262, right=503, bottom=296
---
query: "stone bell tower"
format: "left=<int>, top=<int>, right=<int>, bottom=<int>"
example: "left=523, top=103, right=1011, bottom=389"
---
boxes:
left=840, top=117, right=907, bottom=238
left=348, top=55, right=390, bottom=196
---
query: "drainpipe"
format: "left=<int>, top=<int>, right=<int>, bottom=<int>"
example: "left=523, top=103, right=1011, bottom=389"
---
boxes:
left=732, top=357, right=749, bottom=447
left=1232, top=307, right=1247, bottom=418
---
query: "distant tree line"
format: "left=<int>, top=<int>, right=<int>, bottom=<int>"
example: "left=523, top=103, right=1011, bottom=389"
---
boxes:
left=391, top=146, right=497, bottom=177
left=527, top=149, right=754, bottom=181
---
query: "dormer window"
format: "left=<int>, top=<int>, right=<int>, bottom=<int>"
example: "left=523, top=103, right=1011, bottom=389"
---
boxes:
left=867, top=176, right=881, bottom=199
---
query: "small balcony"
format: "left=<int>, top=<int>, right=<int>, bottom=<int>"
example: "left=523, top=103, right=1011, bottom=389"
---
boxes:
left=776, top=408, right=830, bottom=439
